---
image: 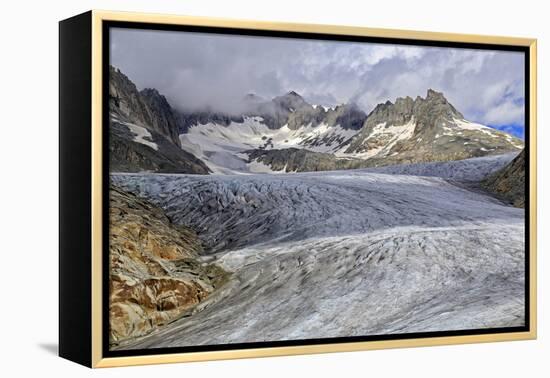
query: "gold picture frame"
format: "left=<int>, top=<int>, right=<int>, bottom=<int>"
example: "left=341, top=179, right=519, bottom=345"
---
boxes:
left=59, top=10, right=537, bottom=368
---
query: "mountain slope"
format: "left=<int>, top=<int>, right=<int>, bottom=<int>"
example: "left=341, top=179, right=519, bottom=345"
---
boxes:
left=110, top=67, right=523, bottom=175
left=179, top=116, right=360, bottom=173
left=109, top=186, right=228, bottom=346
left=178, top=89, right=523, bottom=174
left=246, top=147, right=367, bottom=172
left=109, top=66, right=210, bottom=174
left=110, top=117, right=211, bottom=174
left=109, top=66, right=181, bottom=147
left=482, top=149, right=526, bottom=207
left=177, top=91, right=367, bottom=170
left=345, top=89, right=523, bottom=164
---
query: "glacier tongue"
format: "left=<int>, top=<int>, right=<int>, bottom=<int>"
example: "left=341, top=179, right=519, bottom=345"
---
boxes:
left=111, top=168, right=525, bottom=349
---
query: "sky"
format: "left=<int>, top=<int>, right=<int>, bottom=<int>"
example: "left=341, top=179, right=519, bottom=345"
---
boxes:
left=111, top=28, right=526, bottom=138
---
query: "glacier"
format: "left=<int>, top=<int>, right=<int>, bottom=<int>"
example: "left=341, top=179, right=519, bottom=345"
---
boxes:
left=111, top=155, right=525, bottom=349
left=179, top=116, right=358, bottom=174
left=362, top=152, right=519, bottom=181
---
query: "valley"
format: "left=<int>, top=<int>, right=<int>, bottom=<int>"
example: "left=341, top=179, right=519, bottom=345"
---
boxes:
left=107, top=65, right=527, bottom=349
left=111, top=155, right=525, bottom=349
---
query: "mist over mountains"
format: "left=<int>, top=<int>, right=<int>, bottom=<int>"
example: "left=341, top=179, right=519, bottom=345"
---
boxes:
left=108, top=65, right=523, bottom=176
left=107, top=64, right=526, bottom=349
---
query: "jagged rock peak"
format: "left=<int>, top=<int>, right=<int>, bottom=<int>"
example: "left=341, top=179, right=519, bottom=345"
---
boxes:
left=286, top=90, right=302, bottom=97
left=141, top=87, right=161, bottom=96
left=395, top=96, right=414, bottom=107
left=272, top=90, right=311, bottom=114
left=274, top=90, right=308, bottom=104
left=384, top=89, right=447, bottom=110
left=140, top=88, right=171, bottom=107
left=109, top=65, right=182, bottom=148
left=426, top=88, right=445, bottom=100
left=344, top=89, right=475, bottom=155
left=367, top=89, right=460, bottom=121
left=110, top=66, right=131, bottom=83
left=324, top=102, right=367, bottom=130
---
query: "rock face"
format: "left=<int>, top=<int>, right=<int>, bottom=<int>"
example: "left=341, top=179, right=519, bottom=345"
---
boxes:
left=248, top=148, right=520, bottom=177
left=111, top=66, right=523, bottom=175
left=179, top=91, right=367, bottom=132
left=324, top=103, right=369, bottom=130
left=109, top=67, right=181, bottom=147
left=109, top=66, right=210, bottom=174
left=177, top=110, right=245, bottom=134
left=247, top=148, right=367, bottom=172
left=109, top=186, right=228, bottom=346
left=482, top=149, right=526, bottom=207
left=344, top=89, right=523, bottom=165
left=110, top=119, right=210, bottom=174
left=140, top=88, right=183, bottom=147
left=178, top=88, right=522, bottom=174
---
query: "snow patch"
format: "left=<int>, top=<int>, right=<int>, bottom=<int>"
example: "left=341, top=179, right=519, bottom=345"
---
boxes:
left=377, top=118, right=416, bottom=156
left=248, top=160, right=286, bottom=174
left=125, top=122, right=158, bottom=151
left=453, top=118, right=496, bottom=136
left=180, top=117, right=358, bottom=173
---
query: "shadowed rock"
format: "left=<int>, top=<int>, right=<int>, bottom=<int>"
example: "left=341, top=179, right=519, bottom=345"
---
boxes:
left=344, top=89, right=523, bottom=164
left=482, top=149, right=526, bottom=207
left=109, top=186, right=228, bottom=346
left=109, top=66, right=210, bottom=174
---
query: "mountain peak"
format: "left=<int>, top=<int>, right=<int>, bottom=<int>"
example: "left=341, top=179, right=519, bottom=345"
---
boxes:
left=426, top=88, right=446, bottom=101
left=286, top=90, right=302, bottom=97
left=272, top=91, right=310, bottom=113
left=140, top=88, right=171, bottom=109
left=141, top=87, right=161, bottom=97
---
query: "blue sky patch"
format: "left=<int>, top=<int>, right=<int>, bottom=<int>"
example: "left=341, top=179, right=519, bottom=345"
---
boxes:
left=488, top=124, right=525, bottom=139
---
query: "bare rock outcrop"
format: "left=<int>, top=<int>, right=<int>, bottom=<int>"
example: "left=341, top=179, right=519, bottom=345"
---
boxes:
left=109, top=186, right=228, bottom=346
left=345, top=89, right=523, bottom=163
left=482, top=149, right=526, bottom=207
left=109, top=66, right=210, bottom=174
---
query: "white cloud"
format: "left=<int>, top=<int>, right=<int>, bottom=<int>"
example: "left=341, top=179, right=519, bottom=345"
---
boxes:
left=111, top=28, right=525, bottom=129
left=482, top=101, right=525, bottom=125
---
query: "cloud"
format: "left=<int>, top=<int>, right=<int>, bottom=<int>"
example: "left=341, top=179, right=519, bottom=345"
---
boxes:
left=111, top=27, right=525, bottom=130
left=483, top=101, right=525, bottom=126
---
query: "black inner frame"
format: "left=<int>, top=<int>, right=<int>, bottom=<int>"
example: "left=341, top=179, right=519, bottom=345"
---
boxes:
left=102, top=20, right=531, bottom=358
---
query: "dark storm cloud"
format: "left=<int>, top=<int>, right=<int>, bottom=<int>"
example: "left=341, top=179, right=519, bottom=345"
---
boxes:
left=111, top=28, right=525, bottom=127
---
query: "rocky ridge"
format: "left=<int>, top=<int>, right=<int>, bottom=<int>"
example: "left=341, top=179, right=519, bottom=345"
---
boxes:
left=109, top=186, right=228, bottom=346
left=180, top=88, right=523, bottom=173
left=109, top=67, right=210, bottom=174
left=344, top=89, right=523, bottom=162
left=109, top=66, right=524, bottom=175
left=109, top=67, right=181, bottom=147
left=246, top=148, right=367, bottom=172
left=482, top=149, right=526, bottom=207
left=178, top=90, right=367, bottom=133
